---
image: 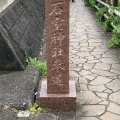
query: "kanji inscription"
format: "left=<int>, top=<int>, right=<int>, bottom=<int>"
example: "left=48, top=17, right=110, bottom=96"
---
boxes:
left=46, top=0, right=69, bottom=93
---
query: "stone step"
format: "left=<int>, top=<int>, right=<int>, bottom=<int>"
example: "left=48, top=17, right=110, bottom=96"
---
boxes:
left=0, top=66, right=40, bottom=110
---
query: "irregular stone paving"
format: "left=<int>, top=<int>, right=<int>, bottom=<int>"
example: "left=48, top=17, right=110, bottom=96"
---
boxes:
left=1, top=0, right=120, bottom=120
left=69, top=0, right=120, bottom=120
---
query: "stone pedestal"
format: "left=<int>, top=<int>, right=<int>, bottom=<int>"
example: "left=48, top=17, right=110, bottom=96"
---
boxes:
left=40, top=81, right=76, bottom=111
left=39, top=0, right=76, bottom=111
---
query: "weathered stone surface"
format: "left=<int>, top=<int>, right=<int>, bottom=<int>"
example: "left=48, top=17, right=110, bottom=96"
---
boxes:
left=100, top=112, right=120, bottom=120
left=91, top=69, right=116, bottom=77
left=79, top=70, right=93, bottom=76
left=69, top=71, right=80, bottom=77
left=112, top=64, right=120, bottom=71
left=96, top=92, right=108, bottom=99
left=83, top=75, right=96, bottom=81
left=100, top=58, right=119, bottom=64
left=71, top=58, right=87, bottom=64
left=94, top=63, right=110, bottom=70
left=89, top=76, right=112, bottom=85
left=83, top=63, right=95, bottom=70
left=79, top=105, right=105, bottom=116
left=0, top=107, right=16, bottom=120
left=106, top=79, right=120, bottom=92
left=58, top=112, right=76, bottom=120
left=0, top=66, right=40, bottom=109
left=0, top=30, right=26, bottom=71
left=0, top=0, right=45, bottom=71
left=77, top=91, right=102, bottom=104
left=34, top=113, right=57, bottom=120
left=88, top=85, right=107, bottom=92
left=108, top=102, right=120, bottom=115
left=76, top=117, right=100, bottom=120
left=76, top=52, right=91, bottom=57
left=109, top=91, right=120, bottom=104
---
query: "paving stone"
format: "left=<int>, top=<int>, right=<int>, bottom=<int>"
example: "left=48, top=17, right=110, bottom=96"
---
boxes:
left=0, top=107, right=16, bottom=120
left=77, top=91, right=102, bottom=104
left=96, top=92, right=108, bottom=99
left=91, top=69, right=117, bottom=77
left=79, top=105, right=105, bottom=116
left=69, top=71, right=80, bottom=77
left=34, top=113, right=57, bottom=120
left=71, top=58, right=87, bottom=64
left=69, top=68, right=81, bottom=71
left=110, top=69, right=120, bottom=75
left=76, top=52, right=91, bottom=57
left=86, top=56, right=95, bottom=60
left=0, top=66, right=40, bottom=109
left=80, top=47, right=92, bottom=52
left=93, top=54, right=101, bottom=59
left=93, top=48, right=108, bottom=52
left=100, top=58, right=119, bottom=64
left=76, top=117, right=100, bottom=120
left=107, top=102, right=120, bottom=115
left=88, top=85, right=107, bottom=92
left=91, top=52, right=105, bottom=55
left=94, top=63, right=110, bottom=70
left=79, top=43, right=88, bottom=47
left=83, top=63, right=95, bottom=70
left=89, top=76, right=112, bottom=85
left=79, top=84, right=88, bottom=91
left=69, top=64, right=76, bottom=68
left=79, top=70, right=93, bottom=76
left=100, top=112, right=120, bottom=120
left=112, top=64, right=120, bottom=71
left=109, top=91, right=120, bottom=104
left=79, top=77, right=88, bottom=84
left=87, top=60, right=100, bottom=63
left=88, top=39, right=103, bottom=43
left=58, top=112, right=76, bottom=120
left=89, top=43, right=102, bottom=47
left=104, top=89, right=112, bottom=93
left=99, top=101, right=108, bottom=105
left=106, top=79, right=120, bottom=92
left=83, top=75, right=96, bottom=81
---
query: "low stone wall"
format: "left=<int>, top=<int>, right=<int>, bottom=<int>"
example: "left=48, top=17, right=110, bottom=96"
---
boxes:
left=0, top=0, right=45, bottom=71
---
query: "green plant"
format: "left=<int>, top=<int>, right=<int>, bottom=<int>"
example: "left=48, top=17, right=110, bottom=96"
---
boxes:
left=27, top=103, right=48, bottom=115
left=96, top=7, right=106, bottom=23
left=104, top=16, right=114, bottom=31
left=26, top=57, right=47, bottom=77
left=108, top=25, right=120, bottom=47
left=84, top=0, right=90, bottom=6
left=89, top=0, right=96, bottom=9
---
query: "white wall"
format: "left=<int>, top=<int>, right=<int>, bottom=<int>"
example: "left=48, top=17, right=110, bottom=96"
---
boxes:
left=0, top=0, right=15, bottom=12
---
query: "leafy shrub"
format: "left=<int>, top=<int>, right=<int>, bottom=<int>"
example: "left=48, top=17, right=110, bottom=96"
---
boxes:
left=108, top=25, right=120, bottom=47
left=96, top=7, right=106, bottom=23
left=26, top=57, right=47, bottom=77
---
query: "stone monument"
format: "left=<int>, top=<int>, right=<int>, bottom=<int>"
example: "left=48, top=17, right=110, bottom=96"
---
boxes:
left=39, top=0, right=76, bottom=111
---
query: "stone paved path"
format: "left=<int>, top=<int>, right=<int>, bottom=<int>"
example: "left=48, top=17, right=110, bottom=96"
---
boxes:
left=69, top=0, right=120, bottom=119
left=1, top=0, right=120, bottom=120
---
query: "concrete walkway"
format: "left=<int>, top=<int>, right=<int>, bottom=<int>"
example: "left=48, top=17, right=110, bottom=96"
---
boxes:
left=1, top=0, right=120, bottom=120
left=69, top=0, right=120, bottom=119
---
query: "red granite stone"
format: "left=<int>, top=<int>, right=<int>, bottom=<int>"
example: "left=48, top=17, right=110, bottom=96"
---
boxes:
left=39, top=81, right=76, bottom=111
left=39, top=0, right=76, bottom=111
left=46, top=0, right=69, bottom=94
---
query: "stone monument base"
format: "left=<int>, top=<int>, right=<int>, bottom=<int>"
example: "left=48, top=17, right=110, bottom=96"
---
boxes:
left=39, top=81, right=76, bottom=111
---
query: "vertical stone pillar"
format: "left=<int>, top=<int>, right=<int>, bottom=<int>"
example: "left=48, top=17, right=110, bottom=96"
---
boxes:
left=39, top=0, right=76, bottom=111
